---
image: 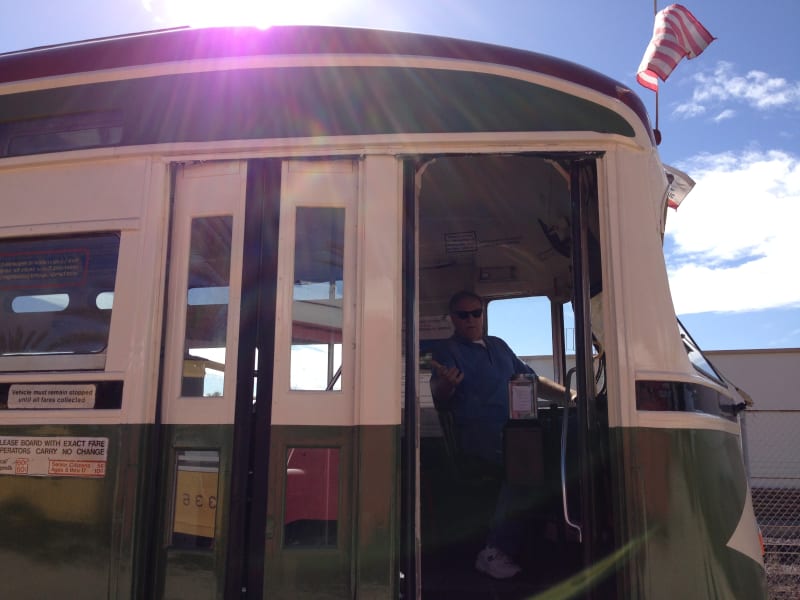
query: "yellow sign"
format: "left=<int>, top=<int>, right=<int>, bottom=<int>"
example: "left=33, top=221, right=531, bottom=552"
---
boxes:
left=173, top=468, right=218, bottom=539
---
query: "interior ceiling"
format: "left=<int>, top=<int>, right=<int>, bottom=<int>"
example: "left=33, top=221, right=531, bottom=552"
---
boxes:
left=418, top=154, right=575, bottom=313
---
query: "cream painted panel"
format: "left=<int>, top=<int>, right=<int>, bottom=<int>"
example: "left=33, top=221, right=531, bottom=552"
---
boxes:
left=0, top=157, right=161, bottom=426
left=636, top=411, right=742, bottom=436
left=272, top=160, right=358, bottom=426
left=110, top=160, right=169, bottom=425
left=0, top=159, right=147, bottom=228
left=617, top=152, right=684, bottom=375
left=602, top=149, right=688, bottom=429
left=356, top=156, right=403, bottom=426
left=161, top=161, right=247, bottom=425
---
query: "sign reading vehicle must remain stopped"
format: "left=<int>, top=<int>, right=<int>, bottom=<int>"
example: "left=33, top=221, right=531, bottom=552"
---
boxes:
left=8, top=383, right=97, bottom=409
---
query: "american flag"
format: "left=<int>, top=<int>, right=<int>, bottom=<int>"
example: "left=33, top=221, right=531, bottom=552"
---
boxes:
left=637, top=4, right=715, bottom=91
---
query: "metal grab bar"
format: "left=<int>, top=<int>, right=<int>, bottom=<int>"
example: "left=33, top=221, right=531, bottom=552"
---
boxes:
left=561, top=367, right=582, bottom=543
left=325, top=365, right=342, bottom=391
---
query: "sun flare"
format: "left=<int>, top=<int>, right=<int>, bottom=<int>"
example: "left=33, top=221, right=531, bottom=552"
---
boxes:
left=143, top=0, right=353, bottom=30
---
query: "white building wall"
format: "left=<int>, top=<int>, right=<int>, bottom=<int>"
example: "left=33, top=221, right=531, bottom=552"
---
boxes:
left=705, top=349, right=799, bottom=411
left=707, top=349, right=800, bottom=488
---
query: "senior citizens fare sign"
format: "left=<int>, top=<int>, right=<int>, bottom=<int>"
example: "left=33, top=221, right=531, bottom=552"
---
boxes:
left=0, top=436, right=108, bottom=478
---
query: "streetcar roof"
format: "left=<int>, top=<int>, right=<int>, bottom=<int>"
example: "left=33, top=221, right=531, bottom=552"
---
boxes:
left=0, top=25, right=653, bottom=144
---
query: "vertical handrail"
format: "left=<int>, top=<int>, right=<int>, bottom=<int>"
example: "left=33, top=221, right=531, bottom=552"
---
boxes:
left=561, top=367, right=582, bottom=543
left=401, top=159, right=420, bottom=600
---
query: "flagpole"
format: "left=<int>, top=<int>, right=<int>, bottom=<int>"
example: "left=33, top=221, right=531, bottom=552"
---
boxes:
left=655, top=91, right=660, bottom=139
left=653, top=0, right=660, bottom=143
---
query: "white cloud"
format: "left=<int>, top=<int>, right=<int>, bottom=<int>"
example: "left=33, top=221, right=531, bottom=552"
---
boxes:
left=665, top=150, right=800, bottom=314
left=674, top=102, right=706, bottom=118
left=675, top=61, right=800, bottom=118
left=713, top=109, right=735, bottom=123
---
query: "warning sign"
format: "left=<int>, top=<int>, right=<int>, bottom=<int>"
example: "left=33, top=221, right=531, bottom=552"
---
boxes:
left=0, top=436, right=108, bottom=478
left=0, top=249, right=88, bottom=289
left=8, top=384, right=96, bottom=409
left=445, top=231, right=478, bottom=254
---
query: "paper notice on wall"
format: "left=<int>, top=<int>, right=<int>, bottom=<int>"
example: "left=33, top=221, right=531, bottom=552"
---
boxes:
left=509, top=376, right=538, bottom=419
left=0, top=436, right=108, bottom=478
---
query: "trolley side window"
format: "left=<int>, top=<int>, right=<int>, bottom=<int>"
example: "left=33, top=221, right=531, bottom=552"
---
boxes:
left=181, top=216, right=233, bottom=397
left=171, top=449, right=221, bottom=550
left=284, top=447, right=340, bottom=547
left=290, top=207, right=345, bottom=392
left=0, top=232, right=120, bottom=371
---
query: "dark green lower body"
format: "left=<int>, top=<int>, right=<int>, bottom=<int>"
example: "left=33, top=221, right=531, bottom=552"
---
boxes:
left=0, top=423, right=150, bottom=600
left=613, top=426, right=767, bottom=599
left=0, top=422, right=399, bottom=600
left=0, top=423, right=765, bottom=599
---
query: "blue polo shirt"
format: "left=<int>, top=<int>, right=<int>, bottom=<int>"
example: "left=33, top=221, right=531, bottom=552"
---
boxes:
left=431, top=335, right=534, bottom=464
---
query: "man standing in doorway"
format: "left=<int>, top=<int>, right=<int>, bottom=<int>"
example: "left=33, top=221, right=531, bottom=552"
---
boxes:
left=430, top=290, right=569, bottom=579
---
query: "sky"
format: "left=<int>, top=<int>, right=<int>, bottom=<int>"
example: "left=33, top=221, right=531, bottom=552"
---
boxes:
left=1, top=0, right=799, bottom=352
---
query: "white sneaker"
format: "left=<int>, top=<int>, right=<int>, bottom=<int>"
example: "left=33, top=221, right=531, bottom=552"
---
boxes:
left=474, top=545, right=521, bottom=579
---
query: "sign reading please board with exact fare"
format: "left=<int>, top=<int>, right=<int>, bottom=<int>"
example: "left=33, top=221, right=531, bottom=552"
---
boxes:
left=0, top=436, right=108, bottom=478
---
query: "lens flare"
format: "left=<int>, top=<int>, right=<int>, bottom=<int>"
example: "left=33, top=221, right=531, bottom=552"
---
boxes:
left=143, top=0, right=354, bottom=30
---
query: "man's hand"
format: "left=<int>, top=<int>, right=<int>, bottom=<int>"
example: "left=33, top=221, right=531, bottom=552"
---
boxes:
left=430, top=359, right=464, bottom=390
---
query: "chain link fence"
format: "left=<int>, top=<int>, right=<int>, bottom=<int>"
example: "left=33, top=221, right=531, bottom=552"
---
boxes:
left=744, top=410, right=800, bottom=599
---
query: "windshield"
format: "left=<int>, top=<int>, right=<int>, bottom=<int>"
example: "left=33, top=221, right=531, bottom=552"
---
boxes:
left=677, top=319, right=724, bottom=385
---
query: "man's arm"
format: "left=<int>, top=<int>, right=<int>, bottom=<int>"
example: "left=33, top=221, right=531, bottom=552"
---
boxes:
left=538, top=375, right=576, bottom=404
left=502, top=338, right=574, bottom=404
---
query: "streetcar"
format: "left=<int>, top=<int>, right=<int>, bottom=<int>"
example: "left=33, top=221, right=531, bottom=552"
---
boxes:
left=0, top=26, right=765, bottom=599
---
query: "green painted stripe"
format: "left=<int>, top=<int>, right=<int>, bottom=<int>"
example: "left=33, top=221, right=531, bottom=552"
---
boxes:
left=0, top=66, right=634, bottom=158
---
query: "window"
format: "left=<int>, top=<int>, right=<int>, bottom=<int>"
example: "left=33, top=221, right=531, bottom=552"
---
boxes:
left=678, top=320, right=724, bottom=385
left=12, top=293, right=70, bottom=313
left=636, top=380, right=739, bottom=420
left=1, top=111, right=123, bottom=157
left=290, top=207, right=345, bottom=391
left=172, top=449, right=220, bottom=549
left=487, top=296, right=574, bottom=356
left=181, top=217, right=232, bottom=397
left=0, top=232, right=120, bottom=371
left=284, top=447, right=339, bottom=547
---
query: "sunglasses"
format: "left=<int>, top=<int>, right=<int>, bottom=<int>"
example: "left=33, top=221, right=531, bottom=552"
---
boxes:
left=453, top=309, right=483, bottom=319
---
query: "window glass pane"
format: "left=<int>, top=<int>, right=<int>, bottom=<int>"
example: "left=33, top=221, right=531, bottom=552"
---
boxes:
left=181, top=217, right=232, bottom=397
left=95, top=291, right=114, bottom=310
left=488, top=296, right=573, bottom=356
left=0, top=232, right=119, bottom=364
left=1, top=111, right=123, bottom=158
left=284, top=447, right=339, bottom=547
left=678, top=320, right=724, bottom=385
left=12, top=293, right=69, bottom=313
left=290, top=207, right=345, bottom=391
